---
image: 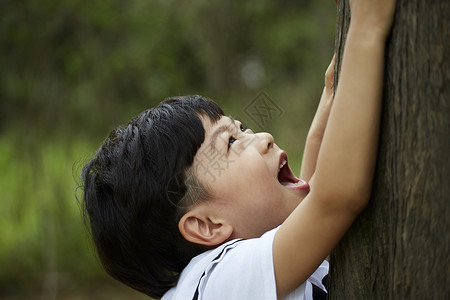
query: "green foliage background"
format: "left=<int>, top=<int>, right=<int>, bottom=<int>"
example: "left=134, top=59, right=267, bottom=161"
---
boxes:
left=0, top=0, right=335, bottom=298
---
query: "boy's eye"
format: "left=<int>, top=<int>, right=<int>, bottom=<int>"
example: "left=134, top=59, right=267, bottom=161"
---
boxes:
left=228, top=136, right=236, bottom=149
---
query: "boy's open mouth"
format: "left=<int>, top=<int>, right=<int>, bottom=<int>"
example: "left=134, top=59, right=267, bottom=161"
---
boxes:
left=277, top=153, right=310, bottom=191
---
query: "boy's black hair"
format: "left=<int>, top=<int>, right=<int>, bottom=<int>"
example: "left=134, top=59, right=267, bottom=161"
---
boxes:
left=81, top=95, right=224, bottom=298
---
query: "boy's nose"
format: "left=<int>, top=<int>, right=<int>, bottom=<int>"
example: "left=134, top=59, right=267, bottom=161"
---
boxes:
left=253, top=132, right=274, bottom=154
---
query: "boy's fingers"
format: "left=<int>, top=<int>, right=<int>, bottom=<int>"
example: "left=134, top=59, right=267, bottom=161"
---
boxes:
left=325, top=54, right=336, bottom=90
left=330, top=54, right=335, bottom=70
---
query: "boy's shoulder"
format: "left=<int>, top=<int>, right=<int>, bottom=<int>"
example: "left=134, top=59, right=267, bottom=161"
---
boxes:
left=163, top=227, right=279, bottom=300
left=163, top=226, right=328, bottom=300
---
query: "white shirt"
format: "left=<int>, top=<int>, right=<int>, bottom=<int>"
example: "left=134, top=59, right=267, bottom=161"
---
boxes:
left=162, top=227, right=328, bottom=300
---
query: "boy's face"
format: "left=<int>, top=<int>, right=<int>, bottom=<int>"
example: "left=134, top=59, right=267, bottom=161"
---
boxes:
left=192, top=115, right=310, bottom=239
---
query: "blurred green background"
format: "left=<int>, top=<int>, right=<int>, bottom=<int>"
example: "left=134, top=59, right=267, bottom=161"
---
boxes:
left=0, top=0, right=335, bottom=299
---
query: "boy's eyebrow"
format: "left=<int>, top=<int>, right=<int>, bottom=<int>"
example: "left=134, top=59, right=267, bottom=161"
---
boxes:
left=210, top=116, right=235, bottom=151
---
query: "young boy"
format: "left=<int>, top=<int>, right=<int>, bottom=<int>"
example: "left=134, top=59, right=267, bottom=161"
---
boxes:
left=81, top=0, right=396, bottom=299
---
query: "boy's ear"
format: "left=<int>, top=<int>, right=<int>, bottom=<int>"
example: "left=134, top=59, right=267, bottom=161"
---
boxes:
left=179, top=209, right=233, bottom=246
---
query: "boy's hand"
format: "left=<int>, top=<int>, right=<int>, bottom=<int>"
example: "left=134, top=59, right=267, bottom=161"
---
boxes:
left=324, top=55, right=335, bottom=104
left=348, top=0, right=397, bottom=41
left=300, top=55, right=335, bottom=181
left=309, top=54, right=336, bottom=138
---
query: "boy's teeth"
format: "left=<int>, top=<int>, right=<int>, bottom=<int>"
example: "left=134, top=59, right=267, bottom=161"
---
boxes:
left=279, top=159, right=287, bottom=169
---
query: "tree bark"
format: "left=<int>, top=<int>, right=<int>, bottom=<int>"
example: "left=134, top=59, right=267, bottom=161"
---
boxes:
left=330, top=1, right=450, bottom=299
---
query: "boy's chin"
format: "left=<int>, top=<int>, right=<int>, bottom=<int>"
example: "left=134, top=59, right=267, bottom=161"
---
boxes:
left=283, top=185, right=310, bottom=203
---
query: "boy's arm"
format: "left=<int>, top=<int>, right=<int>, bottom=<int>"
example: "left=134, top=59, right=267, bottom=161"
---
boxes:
left=300, top=55, right=335, bottom=182
left=274, top=0, right=396, bottom=298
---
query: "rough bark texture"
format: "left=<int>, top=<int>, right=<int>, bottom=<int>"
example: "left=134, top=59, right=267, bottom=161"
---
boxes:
left=330, top=1, right=450, bottom=299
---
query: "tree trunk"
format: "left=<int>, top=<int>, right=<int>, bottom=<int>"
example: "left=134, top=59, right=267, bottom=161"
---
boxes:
left=330, top=1, right=450, bottom=299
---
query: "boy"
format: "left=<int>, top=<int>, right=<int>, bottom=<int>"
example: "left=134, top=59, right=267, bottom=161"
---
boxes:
left=81, top=0, right=397, bottom=299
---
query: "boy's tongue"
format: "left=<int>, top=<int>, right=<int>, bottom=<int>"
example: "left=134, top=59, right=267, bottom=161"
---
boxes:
left=278, top=161, right=310, bottom=191
left=280, top=178, right=310, bottom=190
